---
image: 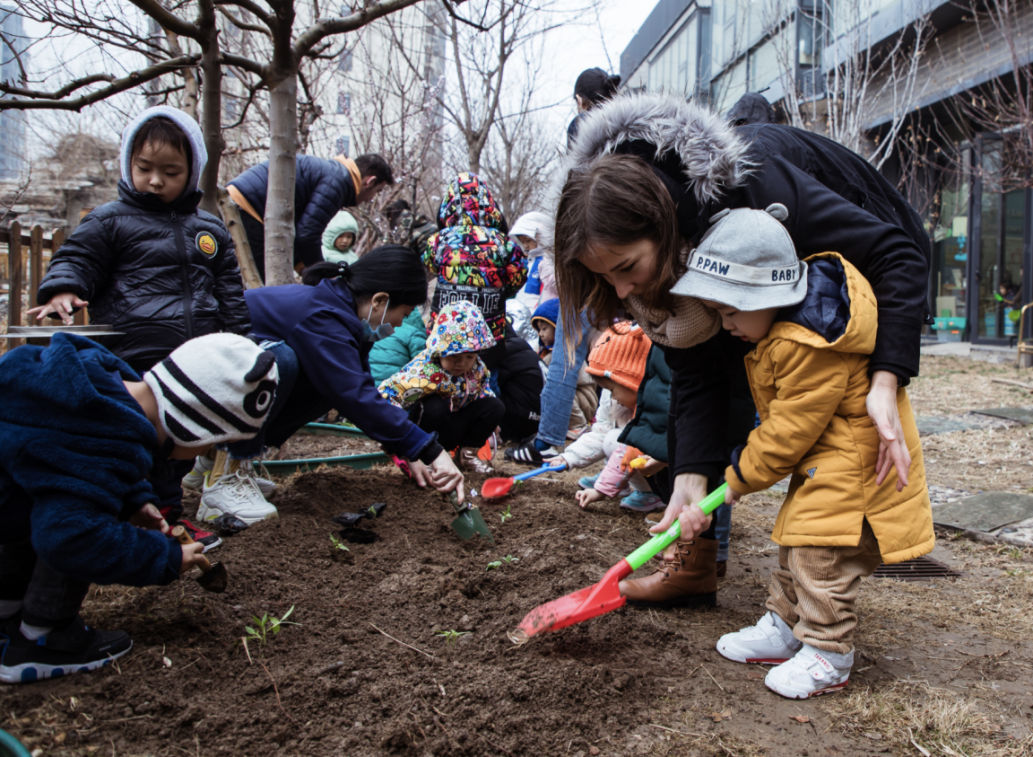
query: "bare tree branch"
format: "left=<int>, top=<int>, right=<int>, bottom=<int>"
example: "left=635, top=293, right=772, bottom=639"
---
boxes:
left=0, top=73, right=115, bottom=100
left=0, top=55, right=201, bottom=111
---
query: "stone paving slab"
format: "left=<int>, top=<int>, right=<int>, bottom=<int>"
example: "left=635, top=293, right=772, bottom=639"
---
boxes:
left=933, top=491, right=1033, bottom=532
left=971, top=407, right=1033, bottom=424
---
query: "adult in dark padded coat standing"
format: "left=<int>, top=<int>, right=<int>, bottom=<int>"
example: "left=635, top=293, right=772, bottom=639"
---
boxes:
left=553, top=93, right=931, bottom=607
left=227, top=153, right=394, bottom=281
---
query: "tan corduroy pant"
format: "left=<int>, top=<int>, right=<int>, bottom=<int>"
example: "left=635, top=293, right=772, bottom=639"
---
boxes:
left=766, top=520, right=883, bottom=656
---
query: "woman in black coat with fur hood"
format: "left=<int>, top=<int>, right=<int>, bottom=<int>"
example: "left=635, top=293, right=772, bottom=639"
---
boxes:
left=552, top=93, right=930, bottom=607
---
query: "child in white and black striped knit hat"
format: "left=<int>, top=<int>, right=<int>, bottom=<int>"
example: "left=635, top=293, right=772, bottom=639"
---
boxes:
left=0, top=332, right=277, bottom=685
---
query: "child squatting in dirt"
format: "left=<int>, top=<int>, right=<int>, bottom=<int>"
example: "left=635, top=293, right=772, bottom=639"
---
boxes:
left=0, top=333, right=279, bottom=684
left=668, top=204, right=934, bottom=700
left=378, top=300, right=506, bottom=474
left=561, top=322, right=668, bottom=513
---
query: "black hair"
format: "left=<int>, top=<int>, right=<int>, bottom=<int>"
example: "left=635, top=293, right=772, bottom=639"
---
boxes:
left=354, top=153, right=395, bottom=186
left=574, top=68, right=621, bottom=106
left=385, top=198, right=411, bottom=228
left=132, top=116, right=192, bottom=166
left=302, top=244, right=427, bottom=306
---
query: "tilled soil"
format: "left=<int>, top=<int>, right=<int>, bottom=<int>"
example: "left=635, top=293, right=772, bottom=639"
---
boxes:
left=3, top=460, right=1033, bottom=756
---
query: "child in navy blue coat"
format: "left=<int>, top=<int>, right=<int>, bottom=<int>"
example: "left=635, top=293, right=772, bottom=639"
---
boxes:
left=0, top=332, right=278, bottom=684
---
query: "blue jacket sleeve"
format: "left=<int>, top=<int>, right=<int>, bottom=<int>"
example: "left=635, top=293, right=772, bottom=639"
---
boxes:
left=289, top=310, right=435, bottom=459
left=16, top=439, right=181, bottom=587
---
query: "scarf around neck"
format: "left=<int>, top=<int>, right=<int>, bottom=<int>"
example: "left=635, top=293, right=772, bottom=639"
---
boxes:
left=622, top=246, right=721, bottom=349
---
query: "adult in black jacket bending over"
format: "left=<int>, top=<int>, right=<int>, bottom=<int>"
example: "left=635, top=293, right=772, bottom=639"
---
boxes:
left=553, top=93, right=930, bottom=607
left=227, top=153, right=393, bottom=281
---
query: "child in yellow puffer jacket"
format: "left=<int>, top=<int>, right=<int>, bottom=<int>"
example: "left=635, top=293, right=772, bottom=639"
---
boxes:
left=670, top=204, right=933, bottom=701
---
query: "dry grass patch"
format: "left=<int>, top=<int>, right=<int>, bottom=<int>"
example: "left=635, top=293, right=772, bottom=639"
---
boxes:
left=823, top=680, right=1030, bottom=756
left=909, top=357, right=1033, bottom=415
left=922, top=425, right=1033, bottom=492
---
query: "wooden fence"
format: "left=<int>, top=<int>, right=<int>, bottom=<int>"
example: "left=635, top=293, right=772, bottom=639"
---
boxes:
left=0, top=223, right=87, bottom=351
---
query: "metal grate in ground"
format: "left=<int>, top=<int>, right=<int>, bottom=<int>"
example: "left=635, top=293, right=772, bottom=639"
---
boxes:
left=872, top=556, right=962, bottom=582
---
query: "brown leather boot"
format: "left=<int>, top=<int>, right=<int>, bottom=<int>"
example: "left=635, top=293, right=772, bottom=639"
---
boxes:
left=619, top=537, right=719, bottom=608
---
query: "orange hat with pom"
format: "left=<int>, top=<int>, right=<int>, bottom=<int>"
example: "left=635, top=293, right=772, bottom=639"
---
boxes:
left=586, top=322, right=650, bottom=391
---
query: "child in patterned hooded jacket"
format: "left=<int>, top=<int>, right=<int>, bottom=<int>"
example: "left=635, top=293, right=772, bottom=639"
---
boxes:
left=423, top=173, right=527, bottom=380
left=378, top=301, right=505, bottom=474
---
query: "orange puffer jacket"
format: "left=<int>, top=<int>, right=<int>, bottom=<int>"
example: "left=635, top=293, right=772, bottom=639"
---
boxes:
left=725, top=253, right=933, bottom=564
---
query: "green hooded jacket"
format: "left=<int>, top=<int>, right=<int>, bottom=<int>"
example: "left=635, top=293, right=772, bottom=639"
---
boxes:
left=368, top=309, right=429, bottom=385
left=321, top=210, right=359, bottom=265
left=618, top=344, right=671, bottom=461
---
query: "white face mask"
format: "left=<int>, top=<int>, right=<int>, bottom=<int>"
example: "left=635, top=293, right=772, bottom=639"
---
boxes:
left=362, top=299, right=395, bottom=343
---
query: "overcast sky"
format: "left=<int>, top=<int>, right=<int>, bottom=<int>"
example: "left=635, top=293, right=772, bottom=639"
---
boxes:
left=17, top=0, right=658, bottom=158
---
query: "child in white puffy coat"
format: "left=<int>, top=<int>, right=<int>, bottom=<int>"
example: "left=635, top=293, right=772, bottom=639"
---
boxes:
left=558, top=324, right=665, bottom=513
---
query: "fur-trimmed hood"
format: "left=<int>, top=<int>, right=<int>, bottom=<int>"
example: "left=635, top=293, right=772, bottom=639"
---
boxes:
left=564, top=92, right=751, bottom=206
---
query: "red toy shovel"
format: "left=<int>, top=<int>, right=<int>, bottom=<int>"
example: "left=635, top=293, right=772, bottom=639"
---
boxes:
left=482, top=462, right=566, bottom=500
left=509, top=484, right=727, bottom=643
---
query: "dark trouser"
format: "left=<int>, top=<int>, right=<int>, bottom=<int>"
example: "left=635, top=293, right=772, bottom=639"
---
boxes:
left=480, top=339, right=506, bottom=397
left=240, top=213, right=267, bottom=284
left=408, top=395, right=505, bottom=450
left=225, top=342, right=331, bottom=459
left=0, top=539, right=90, bottom=626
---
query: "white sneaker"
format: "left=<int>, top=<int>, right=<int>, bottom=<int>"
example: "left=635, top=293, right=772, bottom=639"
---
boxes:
left=202, top=460, right=277, bottom=498
left=716, top=611, right=802, bottom=664
left=182, top=454, right=214, bottom=490
left=198, top=463, right=278, bottom=525
left=764, top=645, right=852, bottom=699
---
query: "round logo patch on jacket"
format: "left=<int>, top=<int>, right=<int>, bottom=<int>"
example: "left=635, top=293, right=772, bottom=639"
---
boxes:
left=196, top=232, right=218, bottom=257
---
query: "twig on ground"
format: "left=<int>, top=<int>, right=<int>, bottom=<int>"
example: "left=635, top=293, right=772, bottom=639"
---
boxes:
left=480, top=733, right=515, bottom=755
left=260, top=661, right=297, bottom=726
left=648, top=724, right=704, bottom=737
left=311, top=661, right=346, bottom=677
left=700, top=664, right=725, bottom=691
left=370, top=622, right=435, bottom=659
left=991, top=378, right=1033, bottom=391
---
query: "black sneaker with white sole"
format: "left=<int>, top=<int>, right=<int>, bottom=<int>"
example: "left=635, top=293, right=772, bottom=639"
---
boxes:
left=503, top=440, right=561, bottom=466
left=0, top=615, right=132, bottom=684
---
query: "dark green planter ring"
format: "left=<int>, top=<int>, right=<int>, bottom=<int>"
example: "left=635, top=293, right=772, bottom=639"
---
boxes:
left=301, top=423, right=368, bottom=438
left=0, top=729, right=31, bottom=757
left=262, top=452, right=389, bottom=474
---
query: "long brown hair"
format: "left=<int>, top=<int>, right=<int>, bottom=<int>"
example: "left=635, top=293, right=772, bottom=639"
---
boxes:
left=554, top=153, right=686, bottom=357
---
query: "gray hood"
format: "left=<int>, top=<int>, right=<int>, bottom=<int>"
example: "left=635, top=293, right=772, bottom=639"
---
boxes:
left=120, top=106, right=208, bottom=198
left=563, top=92, right=751, bottom=206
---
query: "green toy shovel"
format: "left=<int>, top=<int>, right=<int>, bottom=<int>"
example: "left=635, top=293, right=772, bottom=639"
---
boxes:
left=511, top=484, right=728, bottom=642
left=448, top=492, right=494, bottom=543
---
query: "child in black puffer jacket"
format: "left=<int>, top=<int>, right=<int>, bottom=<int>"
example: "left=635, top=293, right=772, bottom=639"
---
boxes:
left=31, top=106, right=250, bottom=542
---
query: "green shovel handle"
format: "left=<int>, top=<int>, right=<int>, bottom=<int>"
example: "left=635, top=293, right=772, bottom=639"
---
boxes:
left=625, top=484, right=728, bottom=571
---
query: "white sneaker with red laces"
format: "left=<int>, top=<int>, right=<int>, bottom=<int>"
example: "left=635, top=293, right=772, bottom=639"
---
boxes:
left=764, top=645, right=852, bottom=699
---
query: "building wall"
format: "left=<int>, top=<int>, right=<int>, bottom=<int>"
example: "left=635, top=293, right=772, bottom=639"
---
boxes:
left=0, top=4, right=28, bottom=180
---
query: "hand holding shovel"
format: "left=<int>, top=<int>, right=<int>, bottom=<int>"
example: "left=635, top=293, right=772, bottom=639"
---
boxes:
left=171, top=526, right=228, bottom=593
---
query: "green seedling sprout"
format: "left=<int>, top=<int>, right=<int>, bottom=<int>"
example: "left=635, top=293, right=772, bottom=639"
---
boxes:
left=368, top=505, right=379, bottom=518
left=244, top=605, right=299, bottom=647
left=329, top=533, right=350, bottom=553
left=435, top=630, right=470, bottom=647
left=487, top=556, right=518, bottom=570
left=500, top=503, right=513, bottom=523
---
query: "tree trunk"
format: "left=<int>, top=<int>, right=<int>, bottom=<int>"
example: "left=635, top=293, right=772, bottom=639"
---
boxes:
left=265, top=74, right=299, bottom=286
left=198, top=17, right=223, bottom=215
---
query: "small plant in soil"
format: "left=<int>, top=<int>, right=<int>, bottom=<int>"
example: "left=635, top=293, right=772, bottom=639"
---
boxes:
left=500, top=503, right=513, bottom=523
left=487, top=556, right=518, bottom=570
left=435, top=630, right=470, bottom=647
left=245, top=605, right=299, bottom=648
left=329, top=533, right=351, bottom=555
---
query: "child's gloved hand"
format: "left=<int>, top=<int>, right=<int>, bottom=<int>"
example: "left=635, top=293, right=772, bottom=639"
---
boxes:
left=178, top=542, right=207, bottom=576
left=27, top=292, right=89, bottom=326
left=129, top=503, right=170, bottom=535
left=574, top=488, right=605, bottom=509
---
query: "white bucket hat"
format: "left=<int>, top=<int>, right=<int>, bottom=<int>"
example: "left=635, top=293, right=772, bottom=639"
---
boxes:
left=670, top=203, right=808, bottom=311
